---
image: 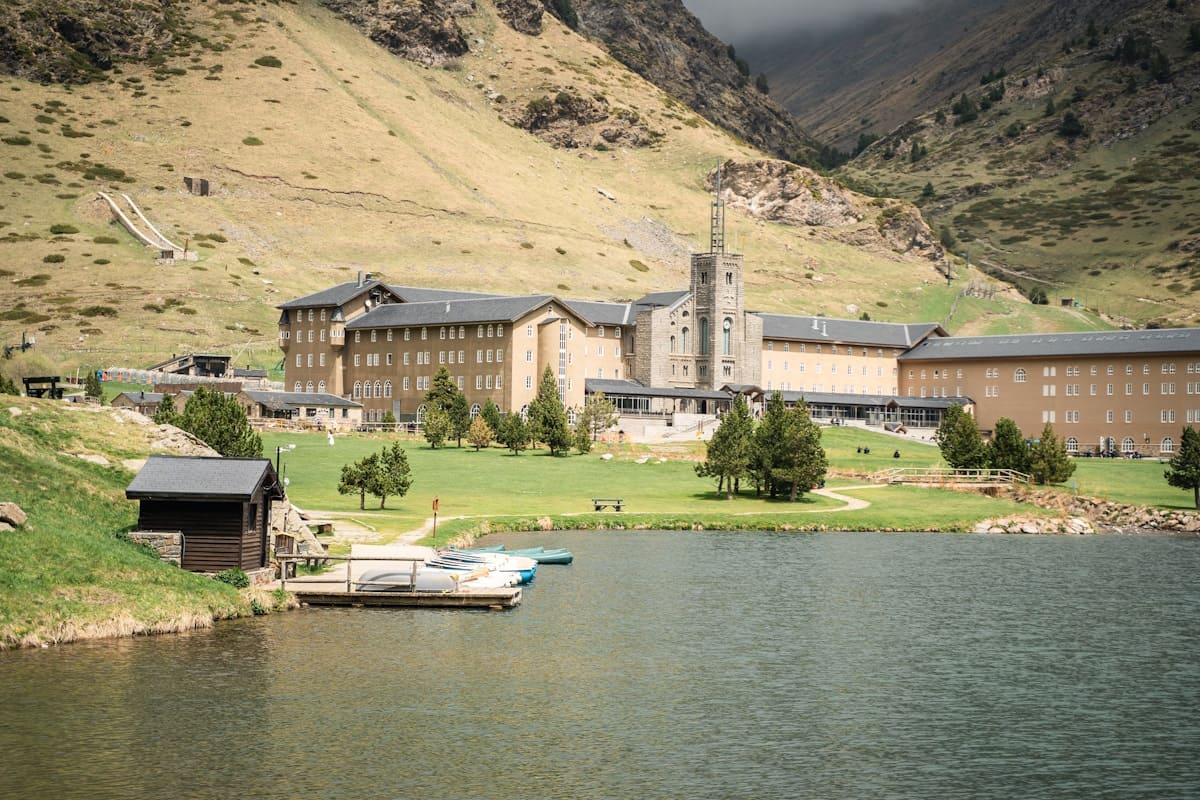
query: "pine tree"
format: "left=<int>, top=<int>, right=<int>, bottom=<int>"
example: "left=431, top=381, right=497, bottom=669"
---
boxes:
left=467, top=414, right=494, bottom=451
left=369, top=442, right=412, bottom=509
left=987, top=417, right=1030, bottom=473
left=1165, top=426, right=1200, bottom=508
left=936, top=404, right=988, bottom=469
left=530, top=366, right=572, bottom=455
left=178, top=386, right=262, bottom=458
left=84, top=369, right=103, bottom=400
left=422, top=404, right=450, bottom=449
left=775, top=401, right=828, bottom=502
left=573, top=422, right=593, bottom=454
left=0, top=370, right=18, bottom=395
left=337, top=453, right=377, bottom=510
left=498, top=413, right=529, bottom=455
left=752, top=392, right=793, bottom=498
left=696, top=394, right=754, bottom=499
left=448, top=391, right=471, bottom=447
left=578, top=391, right=619, bottom=441
left=425, top=366, right=458, bottom=411
left=153, top=392, right=179, bottom=425
left=481, top=398, right=501, bottom=436
left=1028, top=423, right=1076, bottom=485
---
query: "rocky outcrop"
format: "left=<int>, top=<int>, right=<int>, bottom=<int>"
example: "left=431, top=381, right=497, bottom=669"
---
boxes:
left=0, top=0, right=177, bottom=84
left=998, top=486, right=1200, bottom=534
left=973, top=516, right=1095, bottom=535
left=320, top=0, right=473, bottom=67
left=568, top=0, right=819, bottom=163
left=495, top=0, right=543, bottom=35
left=515, top=90, right=660, bottom=149
left=712, top=159, right=948, bottom=266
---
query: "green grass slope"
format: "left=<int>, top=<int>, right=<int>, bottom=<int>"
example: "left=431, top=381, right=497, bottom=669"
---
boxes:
left=0, top=398, right=245, bottom=649
left=0, top=0, right=1094, bottom=377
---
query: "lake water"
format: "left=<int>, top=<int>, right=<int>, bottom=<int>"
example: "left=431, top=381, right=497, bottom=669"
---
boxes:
left=3, top=530, right=1199, bottom=799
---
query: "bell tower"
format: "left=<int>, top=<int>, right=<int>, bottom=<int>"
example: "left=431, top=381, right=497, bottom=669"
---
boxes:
left=690, top=162, right=753, bottom=389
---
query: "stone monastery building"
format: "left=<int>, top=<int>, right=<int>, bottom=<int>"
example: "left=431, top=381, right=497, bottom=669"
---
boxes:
left=279, top=249, right=1200, bottom=457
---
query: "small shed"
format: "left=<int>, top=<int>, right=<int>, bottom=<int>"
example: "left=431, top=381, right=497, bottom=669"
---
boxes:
left=125, top=456, right=285, bottom=573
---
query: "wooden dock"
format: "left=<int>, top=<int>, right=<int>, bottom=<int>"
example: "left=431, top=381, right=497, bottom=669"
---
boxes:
left=290, top=585, right=521, bottom=609
left=277, top=552, right=523, bottom=610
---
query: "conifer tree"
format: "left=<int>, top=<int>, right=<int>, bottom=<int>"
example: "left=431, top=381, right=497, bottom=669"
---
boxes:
left=987, top=417, right=1030, bottom=473
left=467, top=414, right=494, bottom=451
left=696, top=394, right=753, bottom=499
left=370, top=442, right=413, bottom=509
left=936, top=404, right=988, bottom=469
left=84, top=369, right=103, bottom=400
left=337, top=452, right=377, bottom=510
left=422, top=404, right=450, bottom=449
left=153, top=392, right=179, bottom=425
left=0, top=370, right=18, bottom=395
left=498, top=412, right=530, bottom=455
left=481, top=398, right=501, bottom=436
left=578, top=391, right=619, bottom=441
left=1165, top=426, right=1200, bottom=508
left=448, top=391, right=471, bottom=447
left=178, top=386, right=262, bottom=458
left=530, top=366, right=572, bottom=455
left=1028, top=423, right=1075, bottom=485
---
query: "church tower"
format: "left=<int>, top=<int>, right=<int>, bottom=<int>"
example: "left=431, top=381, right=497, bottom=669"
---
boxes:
left=690, top=164, right=759, bottom=389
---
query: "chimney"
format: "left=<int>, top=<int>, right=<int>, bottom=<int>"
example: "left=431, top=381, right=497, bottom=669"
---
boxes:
left=357, top=271, right=363, bottom=287
left=445, top=302, right=451, bottom=313
left=821, top=322, right=828, bottom=337
left=364, top=272, right=372, bottom=284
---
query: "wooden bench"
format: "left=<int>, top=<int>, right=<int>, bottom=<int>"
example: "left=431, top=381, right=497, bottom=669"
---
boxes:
left=592, top=498, right=624, bottom=512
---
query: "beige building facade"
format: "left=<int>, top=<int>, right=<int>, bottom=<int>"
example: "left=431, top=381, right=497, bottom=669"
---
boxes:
left=899, top=330, right=1200, bottom=455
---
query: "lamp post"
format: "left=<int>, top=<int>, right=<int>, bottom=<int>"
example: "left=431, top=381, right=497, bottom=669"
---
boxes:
left=275, top=443, right=295, bottom=475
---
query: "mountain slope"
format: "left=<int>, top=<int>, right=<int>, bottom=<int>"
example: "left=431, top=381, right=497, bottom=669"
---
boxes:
left=831, top=1, right=1200, bottom=328
left=0, top=0, right=998, bottom=374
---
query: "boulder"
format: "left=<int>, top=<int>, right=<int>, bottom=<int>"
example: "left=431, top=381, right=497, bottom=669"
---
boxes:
left=0, top=502, right=27, bottom=527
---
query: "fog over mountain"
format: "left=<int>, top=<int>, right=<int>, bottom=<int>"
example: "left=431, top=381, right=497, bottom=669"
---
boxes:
left=681, top=0, right=927, bottom=45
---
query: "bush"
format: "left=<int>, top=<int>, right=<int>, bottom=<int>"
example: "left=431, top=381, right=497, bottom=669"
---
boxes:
left=254, top=56, right=282, bottom=68
left=49, top=224, right=78, bottom=235
left=43, top=254, right=65, bottom=263
left=214, top=568, right=249, bottom=588
left=242, top=137, right=263, bottom=146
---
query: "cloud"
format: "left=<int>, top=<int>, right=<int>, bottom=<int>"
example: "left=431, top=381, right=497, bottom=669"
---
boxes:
left=682, top=0, right=927, bottom=45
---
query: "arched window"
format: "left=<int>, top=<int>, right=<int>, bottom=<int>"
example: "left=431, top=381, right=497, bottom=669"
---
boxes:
left=681, top=327, right=690, bottom=353
left=294, top=381, right=302, bottom=392
left=317, top=380, right=326, bottom=394
left=700, top=318, right=709, bottom=355
left=353, top=381, right=362, bottom=399
left=305, top=381, right=314, bottom=393
left=416, top=404, right=427, bottom=423
left=374, top=380, right=382, bottom=398
left=722, top=317, right=732, bottom=355
left=1065, top=437, right=1078, bottom=453
left=669, top=335, right=676, bottom=353
left=470, top=403, right=481, bottom=418
left=383, top=380, right=392, bottom=398
left=362, top=382, right=371, bottom=399
left=1121, top=437, right=1136, bottom=454
left=1161, top=437, right=1175, bottom=454
left=1014, top=368, right=1027, bottom=383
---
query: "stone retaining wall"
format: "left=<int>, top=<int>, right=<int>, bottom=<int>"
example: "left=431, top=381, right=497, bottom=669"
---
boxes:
left=127, top=530, right=182, bottom=565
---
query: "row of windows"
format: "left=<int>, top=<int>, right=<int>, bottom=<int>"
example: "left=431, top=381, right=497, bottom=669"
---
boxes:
left=765, top=342, right=898, bottom=358
left=1064, top=437, right=1176, bottom=454
left=765, top=362, right=893, bottom=377
left=912, top=364, right=1185, bottom=383
left=336, top=324, right=509, bottom=344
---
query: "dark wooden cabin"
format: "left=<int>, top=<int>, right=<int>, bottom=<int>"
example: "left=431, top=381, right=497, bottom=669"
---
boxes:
left=126, top=456, right=285, bottom=573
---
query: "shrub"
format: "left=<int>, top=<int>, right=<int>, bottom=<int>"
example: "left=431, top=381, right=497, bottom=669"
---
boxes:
left=49, top=224, right=78, bottom=235
left=242, top=137, right=263, bottom=146
left=254, top=56, right=282, bottom=68
left=93, top=235, right=119, bottom=244
left=43, top=254, right=65, bottom=263
left=630, top=259, right=649, bottom=272
left=214, top=568, right=250, bottom=588
left=2, top=136, right=32, bottom=146
left=79, top=305, right=118, bottom=317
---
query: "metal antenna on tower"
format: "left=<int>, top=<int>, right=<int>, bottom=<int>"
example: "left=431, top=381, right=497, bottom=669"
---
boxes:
left=710, top=160, right=725, bottom=255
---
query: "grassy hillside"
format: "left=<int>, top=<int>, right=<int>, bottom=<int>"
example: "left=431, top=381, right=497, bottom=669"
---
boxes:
left=834, top=2, right=1200, bottom=328
left=0, top=398, right=249, bottom=648
left=0, top=0, right=1102, bottom=378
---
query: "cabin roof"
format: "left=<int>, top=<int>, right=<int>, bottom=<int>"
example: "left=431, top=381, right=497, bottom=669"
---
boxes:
left=756, top=315, right=945, bottom=348
left=899, top=327, right=1200, bottom=361
left=126, top=456, right=282, bottom=501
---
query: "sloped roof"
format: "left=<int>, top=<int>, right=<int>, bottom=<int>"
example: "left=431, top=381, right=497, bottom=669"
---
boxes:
left=277, top=280, right=392, bottom=310
left=241, top=390, right=361, bottom=409
left=388, top=285, right=507, bottom=303
left=346, top=295, right=588, bottom=328
left=756, top=315, right=945, bottom=348
left=126, top=456, right=281, bottom=501
left=633, top=290, right=690, bottom=310
left=899, top=328, right=1200, bottom=361
left=585, top=378, right=729, bottom=400
left=563, top=299, right=635, bottom=326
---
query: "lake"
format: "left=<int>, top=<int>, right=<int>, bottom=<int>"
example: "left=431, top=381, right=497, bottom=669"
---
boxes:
left=3, top=530, right=1198, bottom=799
